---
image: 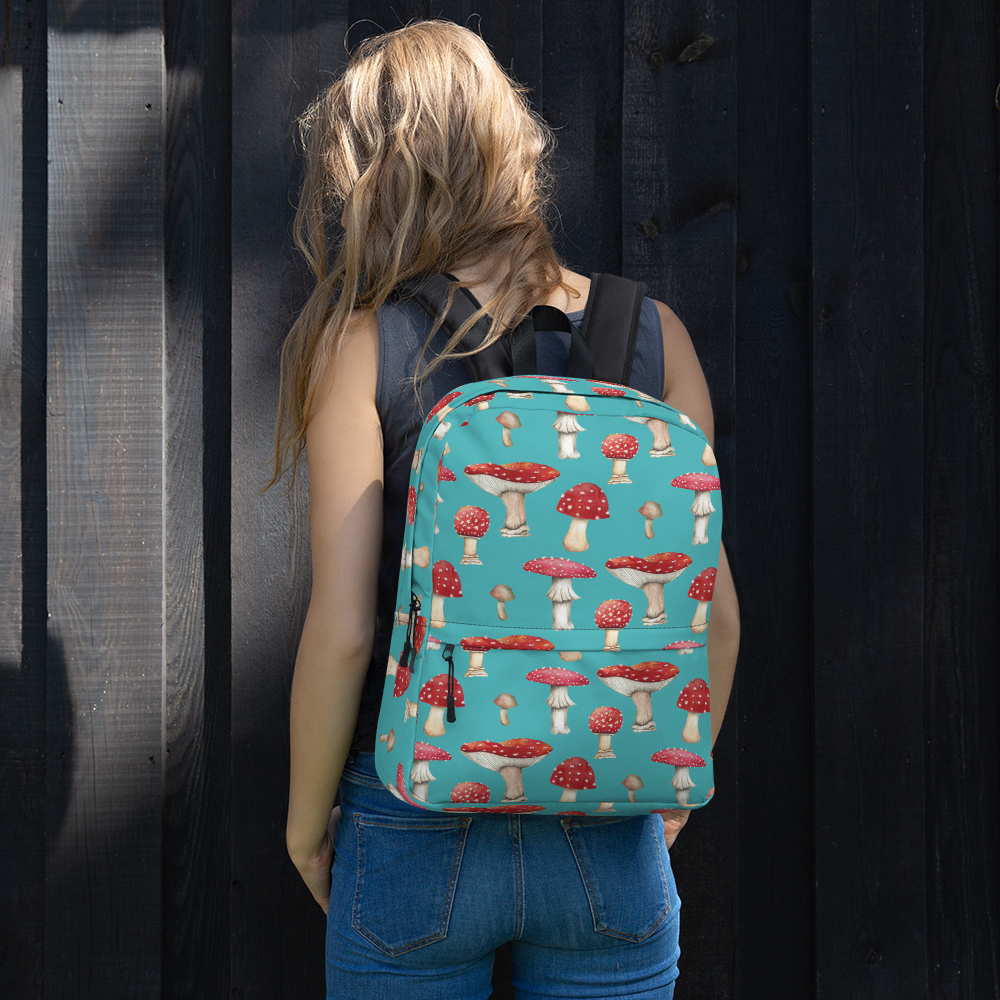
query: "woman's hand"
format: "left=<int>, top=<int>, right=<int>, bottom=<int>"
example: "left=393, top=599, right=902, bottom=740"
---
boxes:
left=660, top=809, right=690, bottom=850
left=289, top=805, right=342, bottom=913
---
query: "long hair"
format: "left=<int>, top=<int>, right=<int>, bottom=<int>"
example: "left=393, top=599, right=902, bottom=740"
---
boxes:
left=268, top=19, right=573, bottom=489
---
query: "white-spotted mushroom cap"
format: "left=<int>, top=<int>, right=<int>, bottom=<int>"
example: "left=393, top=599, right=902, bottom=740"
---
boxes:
left=406, top=486, right=417, bottom=525
left=556, top=483, right=610, bottom=522
left=464, top=461, right=560, bottom=495
left=426, top=390, right=463, bottom=422
left=450, top=781, right=490, bottom=803
left=418, top=673, right=465, bottom=708
left=601, top=433, right=639, bottom=459
left=651, top=748, right=706, bottom=768
left=465, top=393, right=495, bottom=407
left=663, top=640, right=704, bottom=654
left=454, top=506, right=489, bottom=539
left=595, top=599, right=633, bottom=630
left=588, top=706, right=623, bottom=734
left=671, top=472, right=722, bottom=494
left=525, top=667, right=589, bottom=689
left=437, top=461, right=457, bottom=484
left=497, top=634, right=555, bottom=652
left=460, top=636, right=502, bottom=655
left=597, top=661, right=680, bottom=694
left=413, top=741, right=452, bottom=763
left=606, top=552, right=692, bottom=588
left=523, top=556, right=597, bottom=583
left=549, top=757, right=596, bottom=792
left=677, top=678, right=711, bottom=714
left=460, top=738, right=553, bottom=769
left=591, top=385, right=626, bottom=397
left=688, top=567, right=717, bottom=601
left=432, top=560, right=463, bottom=598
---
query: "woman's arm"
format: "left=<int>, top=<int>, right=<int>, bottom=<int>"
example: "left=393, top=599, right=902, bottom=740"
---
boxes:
left=285, top=311, right=383, bottom=912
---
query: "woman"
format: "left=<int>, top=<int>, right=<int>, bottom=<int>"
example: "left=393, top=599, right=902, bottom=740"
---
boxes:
left=275, top=20, right=740, bottom=999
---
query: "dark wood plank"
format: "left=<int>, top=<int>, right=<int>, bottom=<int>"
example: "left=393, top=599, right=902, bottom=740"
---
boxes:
left=622, top=3, right=738, bottom=997
left=810, top=0, right=928, bottom=994
left=732, top=0, right=815, bottom=994
left=161, top=0, right=232, bottom=996
left=45, top=4, right=165, bottom=996
left=230, top=4, right=346, bottom=997
left=923, top=0, right=999, bottom=995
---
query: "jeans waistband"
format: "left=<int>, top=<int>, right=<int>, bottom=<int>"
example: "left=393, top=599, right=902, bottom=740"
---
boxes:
left=341, top=751, right=385, bottom=790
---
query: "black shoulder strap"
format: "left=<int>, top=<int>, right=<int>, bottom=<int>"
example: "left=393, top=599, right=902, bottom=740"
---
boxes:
left=580, top=273, right=646, bottom=386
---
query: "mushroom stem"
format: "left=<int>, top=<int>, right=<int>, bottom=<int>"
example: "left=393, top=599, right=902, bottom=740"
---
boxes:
left=692, top=513, right=711, bottom=545
left=476, top=400, right=490, bottom=410
left=460, top=537, right=482, bottom=565
left=433, top=421, right=450, bottom=440
left=627, top=788, right=638, bottom=803
left=691, top=600, right=709, bottom=633
left=423, top=705, right=446, bottom=737
left=404, top=698, right=418, bottom=721
left=501, top=426, right=514, bottom=447
left=496, top=599, right=508, bottom=620
left=430, top=594, right=447, bottom=629
left=410, top=760, right=435, bottom=801
left=499, top=491, right=529, bottom=536
left=641, top=582, right=667, bottom=625
left=609, top=458, right=631, bottom=484
left=595, top=734, right=615, bottom=759
left=549, top=707, right=571, bottom=735
left=648, top=418, right=675, bottom=457
left=499, top=766, right=527, bottom=803
left=602, top=628, right=620, bottom=651
left=465, top=651, right=488, bottom=677
left=386, top=655, right=398, bottom=678
left=562, top=517, right=590, bottom=553
left=434, top=493, right=442, bottom=534
left=595, top=802, right=616, bottom=813
left=682, top=712, right=702, bottom=743
left=499, top=706, right=511, bottom=725
left=557, top=431, right=580, bottom=459
left=644, top=516, right=656, bottom=539
left=672, top=765, right=695, bottom=806
left=559, top=788, right=578, bottom=803
left=630, top=691, right=656, bottom=731
left=690, top=491, right=716, bottom=545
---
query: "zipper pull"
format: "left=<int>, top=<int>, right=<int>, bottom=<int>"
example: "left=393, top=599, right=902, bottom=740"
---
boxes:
left=442, top=644, right=457, bottom=723
left=398, top=592, right=421, bottom=672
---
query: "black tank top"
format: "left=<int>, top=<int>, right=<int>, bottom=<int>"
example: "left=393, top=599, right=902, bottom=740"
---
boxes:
left=350, top=291, right=667, bottom=752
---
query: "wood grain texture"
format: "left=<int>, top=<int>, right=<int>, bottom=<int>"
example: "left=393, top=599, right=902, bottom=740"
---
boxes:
left=622, top=3, right=738, bottom=996
left=733, top=0, right=815, bottom=994
left=230, top=4, right=346, bottom=997
left=922, top=0, right=1000, bottom=995
left=45, top=8, right=165, bottom=997
left=810, top=0, right=928, bottom=994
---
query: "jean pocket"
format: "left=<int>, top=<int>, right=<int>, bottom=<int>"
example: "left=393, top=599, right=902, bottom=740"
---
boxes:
left=352, top=811, right=472, bottom=956
left=561, top=815, right=672, bottom=942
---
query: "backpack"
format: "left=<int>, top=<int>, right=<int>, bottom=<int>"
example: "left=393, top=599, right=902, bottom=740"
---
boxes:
left=374, top=274, right=720, bottom=815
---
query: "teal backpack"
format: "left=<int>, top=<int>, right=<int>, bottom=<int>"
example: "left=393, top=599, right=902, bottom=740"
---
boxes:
left=374, top=275, right=720, bottom=815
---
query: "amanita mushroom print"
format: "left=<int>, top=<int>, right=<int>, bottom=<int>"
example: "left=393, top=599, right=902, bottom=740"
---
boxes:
left=460, top=738, right=553, bottom=803
left=591, top=385, right=626, bottom=397
left=534, top=376, right=573, bottom=393
left=412, top=545, right=430, bottom=568
left=489, top=583, right=514, bottom=620
left=662, top=640, right=704, bottom=656
left=688, top=567, right=716, bottom=633
left=605, top=552, right=692, bottom=624
left=650, top=747, right=706, bottom=806
left=564, top=395, right=590, bottom=413
left=493, top=693, right=517, bottom=725
left=464, top=461, right=560, bottom=537
left=454, top=506, right=489, bottom=565
left=677, top=678, right=711, bottom=742
left=558, top=650, right=582, bottom=662
left=589, top=706, right=623, bottom=758
left=594, top=599, right=632, bottom=650
left=671, top=472, right=722, bottom=544
left=450, top=781, right=490, bottom=804
left=556, top=482, right=609, bottom=552
left=403, top=697, right=418, bottom=722
left=597, top=661, right=680, bottom=732
left=426, top=389, right=463, bottom=439
left=430, top=560, right=462, bottom=628
left=601, top=433, right=640, bottom=484
left=553, top=411, right=586, bottom=459
left=624, top=415, right=675, bottom=457
left=496, top=411, right=521, bottom=447
left=418, top=673, right=465, bottom=737
left=465, top=392, right=495, bottom=410
left=443, top=803, right=546, bottom=814
left=702, top=443, right=717, bottom=466
left=411, top=447, right=424, bottom=472
left=499, top=634, right=555, bottom=656
left=460, top=636, right=502, bottom=677
left=525, top=667, right=589, bottom=735
left=406, top=485, right=417, bottom=525
left=392, top=762, right=428, bottom=809
left=622, top=774, right=644, bottom=802
left=523, top=556, right=596, bottom=629
left=638, top=501, right=662, bottom=538
left=549, top=757, right=596, bottom=802
left=434, top=462, right=456, bottom=534
left=411, top=742, right=452, bottom=801
left=595, top=801, right=616, bottom=813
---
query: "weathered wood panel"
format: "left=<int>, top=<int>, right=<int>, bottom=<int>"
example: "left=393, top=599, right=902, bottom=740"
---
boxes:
left=733, top=0, right=815, bottom=994
left=810, top=0, right=928, bottom=994
left=922, top=0, right=999, bottom=995
left=45, top=5, right=165, bottom=997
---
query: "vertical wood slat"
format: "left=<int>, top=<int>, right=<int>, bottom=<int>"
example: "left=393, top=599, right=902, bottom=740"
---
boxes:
left=622, top=2, right=738, bottom=997
left=45, top=6, right=165, bottom=997
left=922, top=0, right=1000, bottom=995
left=230, top=5, right=346, bottom=998
left=733, top=0, right=815, bottom=994
left=810, top=0, right=928, bottom=994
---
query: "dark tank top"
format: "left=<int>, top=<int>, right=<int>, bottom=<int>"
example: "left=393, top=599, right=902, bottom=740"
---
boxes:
left=350, top=291, right=666, bottom=752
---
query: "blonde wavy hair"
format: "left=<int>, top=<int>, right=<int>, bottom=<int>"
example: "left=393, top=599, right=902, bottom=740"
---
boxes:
left=269, top=19, right=574, bottom=488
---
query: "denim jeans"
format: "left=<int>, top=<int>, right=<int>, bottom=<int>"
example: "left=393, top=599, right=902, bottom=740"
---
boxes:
left=326, top=751, right=681, bottom=999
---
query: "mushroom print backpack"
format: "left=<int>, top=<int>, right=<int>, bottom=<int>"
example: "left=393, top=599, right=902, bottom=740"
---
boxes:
left=375, top=274, right=721, bottom=816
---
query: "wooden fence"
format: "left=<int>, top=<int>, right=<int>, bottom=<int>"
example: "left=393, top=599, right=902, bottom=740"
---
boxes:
left=1, top=1, right=997, bottom=997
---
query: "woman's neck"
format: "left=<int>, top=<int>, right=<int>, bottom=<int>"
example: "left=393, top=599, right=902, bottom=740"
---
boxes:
left=447, top=263, right=590, bottom=313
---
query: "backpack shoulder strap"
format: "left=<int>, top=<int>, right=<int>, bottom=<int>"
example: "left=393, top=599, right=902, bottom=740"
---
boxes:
left=579, top=273, right=647, bottom=386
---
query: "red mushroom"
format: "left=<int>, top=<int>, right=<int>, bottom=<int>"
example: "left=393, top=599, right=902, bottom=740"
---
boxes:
left=662, top=640, right=704, bottom=655
left=434, top=461, right=456, bottom=535
left=591, top=385, right=626, bottom=397
left=522, top=556, right=596, bottom=630
left=406, top=485, right=417, bottom=525
left=594, top=599, right=632, bottom=650
left=601, top=433, right=639, bottom=484
left=442, top=803, right=546, bottom=814
left=605, top=552, right=692, bottom=624
left=589, top=706, right=623, bottom=758
left=688, top=567, right=716, bottom=633
left=555, top=483, right=610, bottom=552
left=450, top=781, right=490, bottom=804
left=525, top=667, right=589, bottom=734
left=496, top=411, right=522, bottom=447
left=418, top=673, right=465, bottom=737
left=460, top=738, right=553, bottom=803
left=650, top=747, right=706, bottom=806
left=549, top=757, right=596, bottom=802
left=671, top=472, right=722, bottom=544
left=426, top=390, right=463, bottom=438
left=464, top=392, right=495, bottom=410
left=410, top=742, right=452, bottom=801
left=454, top=506, right=490, bottom=565
left=392, top=762, right=428, bottom=809
left=553, top=411, right=586, bottom=459
left=597, top=661, right=680, bottom=732
left=460, top=636, right=502, bottom=677
left=430, top=560, right=462, bottom=628
left=489, top=583, right=514, bottom=620
left=622, top=774, right=644, bottom=802
left=624, top=415, right=675, bottom=457
left=677, top=678, right=710, bottom=743
left=464, top=461, right=560, bottom=537
left=498, top=634, right=555, bottom=653
left=388, top=614, right=426, bottom=696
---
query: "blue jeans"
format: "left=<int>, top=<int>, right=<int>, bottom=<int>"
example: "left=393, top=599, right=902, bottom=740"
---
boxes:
left=326, top=752, right=681, bottom=999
